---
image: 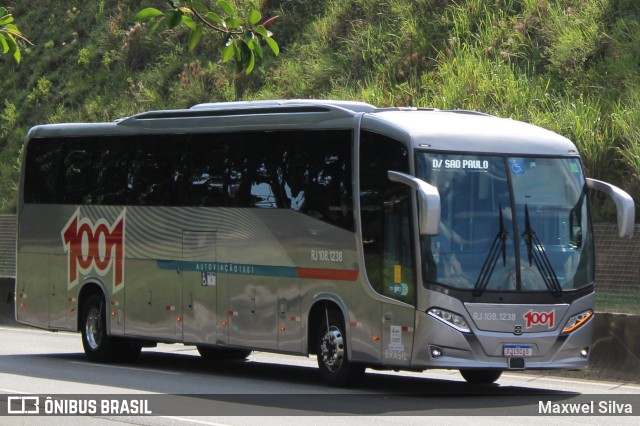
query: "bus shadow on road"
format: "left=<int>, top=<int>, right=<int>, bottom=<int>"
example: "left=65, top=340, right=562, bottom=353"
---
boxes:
left=0, top=350, right=580, bottom=415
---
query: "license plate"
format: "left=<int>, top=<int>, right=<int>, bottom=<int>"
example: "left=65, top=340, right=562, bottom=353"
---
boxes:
left=504, top=344, right=533, bottom=357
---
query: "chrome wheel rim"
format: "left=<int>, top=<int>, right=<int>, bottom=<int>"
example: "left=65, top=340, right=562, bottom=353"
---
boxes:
left=320, top=326, right=344, bottom=372
left=85, top=307, right=101, bottom=350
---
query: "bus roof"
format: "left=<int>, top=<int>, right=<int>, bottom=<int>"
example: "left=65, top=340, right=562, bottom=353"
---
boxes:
left=362, top=109, right=578, bottom=156
left=25, top=100, right=578, bottom=156
left=190, top=99, right=377, bottom=113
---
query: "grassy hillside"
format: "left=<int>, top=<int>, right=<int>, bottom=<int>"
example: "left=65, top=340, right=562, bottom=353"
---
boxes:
left=1, top=0, right=640, bottom=218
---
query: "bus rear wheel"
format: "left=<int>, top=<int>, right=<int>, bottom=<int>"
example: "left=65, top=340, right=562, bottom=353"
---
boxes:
left=459, top=368, right=502, bottom=384
left=197, top=345, right=252, bottom=360
left=316, top=312, right=365, bottom=387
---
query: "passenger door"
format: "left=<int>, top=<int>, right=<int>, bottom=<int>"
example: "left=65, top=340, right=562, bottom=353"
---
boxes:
left=379, top=190, right=416, bottom=367
left=359, top=131, right=416, bottom=367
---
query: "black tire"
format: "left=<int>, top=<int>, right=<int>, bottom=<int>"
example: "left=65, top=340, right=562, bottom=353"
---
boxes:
left=197, top=345, right=252, bottom=360
left=459, top=368, right=502, bottom=384
left=81, top=294, right=138, bottom=362
left=118, top=338, right=142, bottom=362
left=316, top=311, right=365, bottom=387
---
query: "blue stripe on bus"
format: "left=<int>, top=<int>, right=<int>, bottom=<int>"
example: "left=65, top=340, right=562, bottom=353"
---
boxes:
left=156, top=260, right=298, bottom=278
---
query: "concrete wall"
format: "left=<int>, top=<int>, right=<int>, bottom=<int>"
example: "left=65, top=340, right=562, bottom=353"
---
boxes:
left=588, top=313, right=640, bottom=383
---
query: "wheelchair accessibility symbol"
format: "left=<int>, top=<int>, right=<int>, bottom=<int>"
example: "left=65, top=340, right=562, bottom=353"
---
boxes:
left=201, top=272, right=216, bottom=286
left=509, top=159, right=525, bottom=174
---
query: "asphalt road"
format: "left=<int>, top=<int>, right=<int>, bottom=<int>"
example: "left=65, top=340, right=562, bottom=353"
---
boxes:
left=1, top=326, right=639, bottom=425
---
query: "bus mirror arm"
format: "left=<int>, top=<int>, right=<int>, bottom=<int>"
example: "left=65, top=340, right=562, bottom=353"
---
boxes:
left=586, top=178, right=635, bottom=238
left=388, top=171, right=441, bottom=236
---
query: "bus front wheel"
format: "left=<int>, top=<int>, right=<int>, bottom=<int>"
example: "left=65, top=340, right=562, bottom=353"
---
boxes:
left=81, top=294, right=140, bottom=362
left=459, top=368, right=502, bottom=384
left=316, top=312, right=365, bottom=387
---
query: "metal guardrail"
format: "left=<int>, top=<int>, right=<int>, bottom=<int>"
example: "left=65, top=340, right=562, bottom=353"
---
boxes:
left=0, top=215, right=15, bottom=278
left=593, top=223, right=640, bottom=314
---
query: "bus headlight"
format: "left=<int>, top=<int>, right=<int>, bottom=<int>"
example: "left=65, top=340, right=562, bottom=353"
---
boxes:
left=427, top=308, right=470, bottom=333
left=562, top=310, right=593, bottom=334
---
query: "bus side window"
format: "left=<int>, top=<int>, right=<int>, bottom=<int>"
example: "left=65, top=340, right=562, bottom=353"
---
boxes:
left=24, top=138, right=64, bottom=204
left=62, top=148, right=95, bottom=205
left=92, top=138, right=135, bottom=205
left=128, top=137, right=185, bottom=206
left=183, top=134, right=233, bottom=207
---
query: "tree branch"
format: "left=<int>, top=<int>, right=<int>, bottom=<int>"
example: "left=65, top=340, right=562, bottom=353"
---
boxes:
left=1, top=28, right=33, bottom=46
left=188, top=6, right=243, bottom=36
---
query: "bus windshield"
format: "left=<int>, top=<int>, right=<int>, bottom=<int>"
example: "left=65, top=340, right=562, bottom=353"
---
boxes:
left=417, top=153, right=593, bottom=293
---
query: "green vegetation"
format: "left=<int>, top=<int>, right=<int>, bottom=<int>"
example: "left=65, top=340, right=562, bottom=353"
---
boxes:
left=0, top=6, right=30, bottom=64
left=134, top=1, right=280, bottom=75
left=1, top=0, right=640, bottom=219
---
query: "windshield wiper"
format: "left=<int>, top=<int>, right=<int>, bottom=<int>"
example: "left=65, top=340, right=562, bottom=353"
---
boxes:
left=521, top=204, right=563, bottom=295
left=474, top=206, right=509, bottom=296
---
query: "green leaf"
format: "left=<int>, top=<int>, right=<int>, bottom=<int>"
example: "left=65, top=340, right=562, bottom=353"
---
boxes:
left=243, top=30, right=255, bottom=43
left=5, top=31, right=16, bottom=44
left=234, top=43, right=243, bottom=73
left=245, top=51, right=255, bottom=74
left=253, top=39, right=263, bottom=60
left=218, top=0, right=235, bottom=17
left=248, top=9, right=261, bottom=26
left=221, top=43, right=234, bottom=62
left=4, top=24, right=19, bottom=34
left=182, top=14, right=196, bottom=30
left=189, top=1, right=208, bottom=13
left=0, top=35, right=9, bottom=54
left=242, top=43, right=255, bottom=74
left=149, top=19, right=163, bottom=34
left=255, top=25, right=272, bottom=38
left=9, top=40, right=20, bottom=64
left=0, top=14, right=14, bottom=25
left=224, top=17, right=243, bottom=29
left=0, top=7, right=7, bottom=18
left=135, top=8, right=164, bottom=22
left=240, top=42, right=250, bottom=68
left=165, top=9, right=183, bottom=29
left=188, top=24, right=203, bottom=51
left=205, top=12, right=224, bottom=26
left=234, top=41, right=242, bottom=62
left=264, top=36, right=279, bottom=56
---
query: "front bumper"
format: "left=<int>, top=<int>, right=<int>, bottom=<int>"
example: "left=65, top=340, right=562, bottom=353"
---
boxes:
left=411, top=310, right=592, bottom=371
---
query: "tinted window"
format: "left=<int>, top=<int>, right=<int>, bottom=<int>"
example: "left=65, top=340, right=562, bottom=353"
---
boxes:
left=129, top=138, right=185, bottom=206
left=24, top=138, right=64, bottom=204
left=23, top=130, right=354, bottom=231
left=92, top=139, right=136, bottom=205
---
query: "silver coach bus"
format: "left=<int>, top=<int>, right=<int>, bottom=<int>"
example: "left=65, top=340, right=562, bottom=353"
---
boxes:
left=16, top=100, right=634, bottom=386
